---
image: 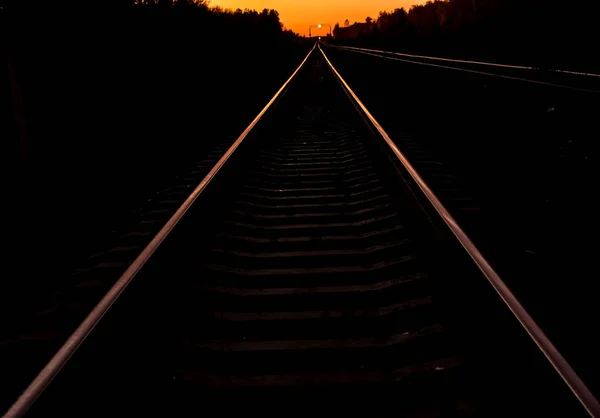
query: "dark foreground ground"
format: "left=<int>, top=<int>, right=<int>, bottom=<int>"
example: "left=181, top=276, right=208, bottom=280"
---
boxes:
left=9, top=48, right=589, bottom=418
left=3, top=37, right=598, bottom=410
left=324, top=45, right=600, bottom=396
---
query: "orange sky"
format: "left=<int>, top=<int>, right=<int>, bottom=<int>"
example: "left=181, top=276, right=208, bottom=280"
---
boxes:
left=211, top=0, right=425, bottom=36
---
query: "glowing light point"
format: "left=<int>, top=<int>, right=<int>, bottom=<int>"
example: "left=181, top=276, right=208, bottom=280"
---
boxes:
left=318, top=24, right=322, bottom=29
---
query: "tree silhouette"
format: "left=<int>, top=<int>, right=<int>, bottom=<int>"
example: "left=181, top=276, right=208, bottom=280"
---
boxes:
left=333, top=23, right=341, bottom=38
left=330, top=0, right=599, bottom=70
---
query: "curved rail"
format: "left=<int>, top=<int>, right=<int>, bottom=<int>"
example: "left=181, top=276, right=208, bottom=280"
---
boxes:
left=318, top=43, right=600, bottom=417
left=3, top=44, right=316, bottom=418
left=329, top=44, right=600, bottom=78
left=325, top=44, right=600, bottom=94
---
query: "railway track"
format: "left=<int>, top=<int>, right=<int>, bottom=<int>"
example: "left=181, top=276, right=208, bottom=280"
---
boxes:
left=4, top=44, right=599, bottom=417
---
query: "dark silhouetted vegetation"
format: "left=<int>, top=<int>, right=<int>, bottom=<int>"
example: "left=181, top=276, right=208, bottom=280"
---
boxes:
left=332, top=0, right=600, bottom=70
left=4, top=0, right=310, bottom=305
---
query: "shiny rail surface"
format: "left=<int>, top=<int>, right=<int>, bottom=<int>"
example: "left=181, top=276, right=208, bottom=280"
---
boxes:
left=4, top=44, right=599, bottom=417
left=3, top=45, right=316, bottom=418
left=318, top=44, right=600, bottom=418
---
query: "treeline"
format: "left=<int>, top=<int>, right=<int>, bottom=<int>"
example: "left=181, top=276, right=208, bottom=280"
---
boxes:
left=332, top=0, right=600, bottom=70
left=5, top=0, right=299, bottom=45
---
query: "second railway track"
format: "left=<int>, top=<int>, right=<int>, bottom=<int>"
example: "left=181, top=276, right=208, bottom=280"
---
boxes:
left=5, top=45, right=598, bottom=417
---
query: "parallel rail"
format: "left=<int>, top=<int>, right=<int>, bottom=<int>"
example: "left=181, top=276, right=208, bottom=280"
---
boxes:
left=326, top=44, right=600, bottom=94
left=327, top=44, right=600, bottom=78
left=4, top=43, right=599, bottom=417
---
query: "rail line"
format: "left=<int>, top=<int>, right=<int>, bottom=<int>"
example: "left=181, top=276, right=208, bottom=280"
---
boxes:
left=4, top=44, right=599, bottom=417
left=327, top=44, right=600, bottom=78
left=326, top=44, right=600, bottom=94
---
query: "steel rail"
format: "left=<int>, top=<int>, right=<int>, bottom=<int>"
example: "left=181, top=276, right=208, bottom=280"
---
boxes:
left=329, top=44, right=600, bottom=78
left=319, top=43, right=600, bottom=418
left=326, top=44, right=600, bottom=94
left=3, top=44, right=317, bottom=418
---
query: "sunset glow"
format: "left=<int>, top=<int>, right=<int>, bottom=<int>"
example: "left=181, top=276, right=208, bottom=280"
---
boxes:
left=211, top=0, right=425, bottom=36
